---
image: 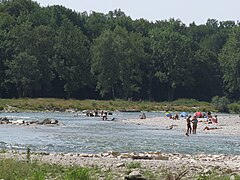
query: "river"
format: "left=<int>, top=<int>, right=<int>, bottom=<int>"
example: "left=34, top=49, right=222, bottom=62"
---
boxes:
left=0, top=112, right=239, bottom=155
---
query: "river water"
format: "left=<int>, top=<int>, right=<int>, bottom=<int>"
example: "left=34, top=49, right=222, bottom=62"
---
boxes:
left=0, top=112, right=239, bottom=155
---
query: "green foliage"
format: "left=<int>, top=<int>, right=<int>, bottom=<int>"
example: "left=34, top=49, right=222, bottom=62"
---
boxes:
left=211, top=96, right=230, bottom=112
left=0, top=0, right=239, bottom=102
left=64, top=167, right=91, bottom=180
left=126, top=162, right=141, bottom=169
left=150, top=20, right=193, bottom=100
left=219, top=28, right=240, bottom=99
left=0, top=0, right=40, bottom=17
left=0, top=98, right=216, bottom=112
left=91, top=29, right=120, bottom=98
left=0, top=158, right=92, bottom=179
left=228, top=102, right=240, bottom=113
left=171, top=98, right=210, bottom=106
left=53, top=18, right=91, bottom=99
left=0, top=157, right=238, bottom=180
left=197, top=172, right=240, bottom=180
left=5, top=52, right=40, bottom=97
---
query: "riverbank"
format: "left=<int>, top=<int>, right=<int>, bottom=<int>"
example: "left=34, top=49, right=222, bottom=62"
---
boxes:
left=0, top=150, right=239, bottom=179
left=0, top=98, right=215, bottom=113
left=120, top=114, right=240, bottom=136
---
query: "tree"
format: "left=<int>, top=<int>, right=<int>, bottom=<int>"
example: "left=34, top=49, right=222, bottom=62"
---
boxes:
left=53, top=18, right=90, bottom=99
left=5, top=52, right=40, bottom=97
left=91, top=26, right=145, bottom=99
left=219, top=28, right=240, bottom=99
left=30, top=25, right=55, bottom=97
left=91, top=29, right=120, bottom=98
left=115, top=27, right=145, bottom=99
left=0, top=12, right=16, bottom=96
left=190, top=48, right=223, bottom=100
left=150, top=23, right=193, bottom=101
left=85, top=11, right=109, bottom=40
left=212, top=96, right=230, bottom=112
left=0, top=0, right=40, bottom=17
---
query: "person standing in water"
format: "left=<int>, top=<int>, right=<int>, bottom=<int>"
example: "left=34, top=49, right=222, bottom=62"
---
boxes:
left=186, top=115, right=192, bottom=135
left=192, top=116, right=198, bottom=134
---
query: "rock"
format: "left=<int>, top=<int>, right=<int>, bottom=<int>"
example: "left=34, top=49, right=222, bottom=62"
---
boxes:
left=50, top=119, right=58, bottom=124
left=93, top=154, right=101, bottom=158
left=38, top=118, right=59, bottom=125
left=0, top=117, right=11, bottom=124
left=203, top=168, right=212, bottom=174
left=108, top=151, right=120, bottom=157
left=101, top=152, right=110, bottom=157
left=29, top=120, right=40, bottom=124
left=125, top=170, right=146, bottom=180
left=132, top=155, right=153, bottom=160
left=119, top=153, right=132, bottom=159
left=230, top=175, right=235, bottom=180
left=116, top=163, right=125, bottom=168
left=12, top=119, right=25, bottom=125
left=79, top=153, right=91, bottom=157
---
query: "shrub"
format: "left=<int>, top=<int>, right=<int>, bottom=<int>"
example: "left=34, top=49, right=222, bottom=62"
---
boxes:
left=211, top=96, right=230, bottom=113
left=228, top=103, right=240, bottom=113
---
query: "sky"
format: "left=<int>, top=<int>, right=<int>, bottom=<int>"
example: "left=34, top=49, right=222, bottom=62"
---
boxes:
left=35, top=0, right=239, bottom=25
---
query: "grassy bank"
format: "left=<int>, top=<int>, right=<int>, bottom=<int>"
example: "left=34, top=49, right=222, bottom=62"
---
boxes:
left=0, top=158, right=239, bottom=180
left=0, top=98, right=216, bottom=113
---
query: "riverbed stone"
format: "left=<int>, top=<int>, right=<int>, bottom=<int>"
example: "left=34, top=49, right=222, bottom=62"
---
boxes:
left=115, top=162, right=125, bottom=168
left=230, top=175, right=235, bottom=180
left=125, top=170, right=146, bottom=180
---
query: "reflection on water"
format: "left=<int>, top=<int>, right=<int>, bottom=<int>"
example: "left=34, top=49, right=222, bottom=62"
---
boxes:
left=0, top=112, right=239, bottom=155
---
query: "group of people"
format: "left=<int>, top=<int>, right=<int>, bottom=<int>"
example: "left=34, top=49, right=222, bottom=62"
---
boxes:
left=186, top=115, right=198, bottom=135
left=185, top=111, right=219, bottom=136
left=139, top=111, right=219, bottom=135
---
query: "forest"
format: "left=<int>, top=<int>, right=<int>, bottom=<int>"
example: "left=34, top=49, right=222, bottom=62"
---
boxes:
left=0, top=0, right=240, bottom=102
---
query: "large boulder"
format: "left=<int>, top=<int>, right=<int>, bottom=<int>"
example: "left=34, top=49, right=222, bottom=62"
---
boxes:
left=38, top=118, right=59, bottom=125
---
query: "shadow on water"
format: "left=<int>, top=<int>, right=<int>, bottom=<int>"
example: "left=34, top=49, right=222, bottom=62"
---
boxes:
left=0, top=112, right=239, bottom=155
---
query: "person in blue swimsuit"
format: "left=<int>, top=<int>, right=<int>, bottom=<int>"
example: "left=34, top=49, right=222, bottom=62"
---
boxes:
left=192, top=116, right=198, bottom=134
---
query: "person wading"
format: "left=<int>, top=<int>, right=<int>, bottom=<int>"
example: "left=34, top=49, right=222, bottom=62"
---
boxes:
left=186, top=115, right=192, bottom=136
left=192, top=116, right=198, bottom=134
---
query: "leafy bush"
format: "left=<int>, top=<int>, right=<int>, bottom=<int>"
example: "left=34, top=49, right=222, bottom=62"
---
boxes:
left=211, top=96, right=230, bottom=112
left=228, top=103, right=240, bottom=113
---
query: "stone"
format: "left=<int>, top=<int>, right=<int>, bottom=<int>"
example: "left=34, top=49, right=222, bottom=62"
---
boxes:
left=116, top=163, right=125, bottom=168
left=125, top=170, right=146, bottom=180
left=203, top=168, right=212, bottom=174
left=13, top=120, right=24, bottom=124
left=108, top=151, right=120, bottom=157
left=37, top=118, right=59, bottom=125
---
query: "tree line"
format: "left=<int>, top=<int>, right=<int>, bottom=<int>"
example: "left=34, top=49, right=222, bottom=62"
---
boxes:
left=0, top=0, right=240, bottom=101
